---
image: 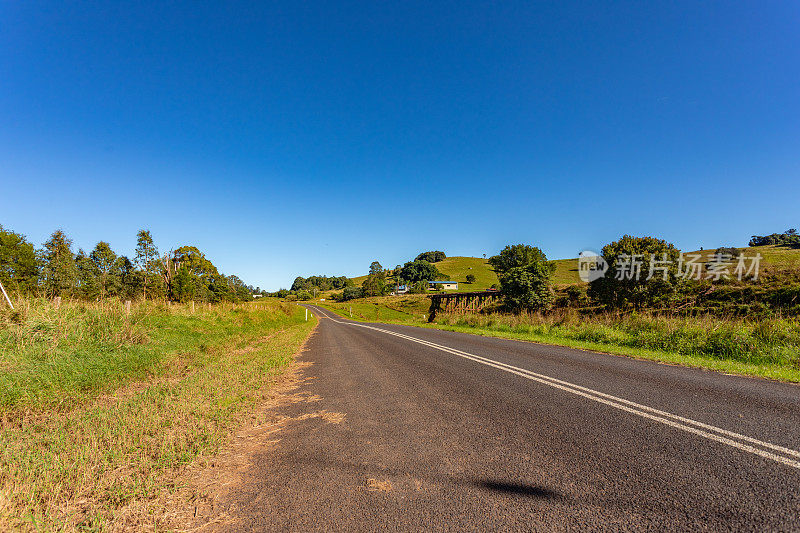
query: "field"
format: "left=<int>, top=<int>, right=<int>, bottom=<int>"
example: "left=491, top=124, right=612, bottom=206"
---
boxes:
left=0, top=298, right=315, bottom=530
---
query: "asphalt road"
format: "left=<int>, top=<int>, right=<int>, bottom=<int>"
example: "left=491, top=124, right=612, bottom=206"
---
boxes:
left=227, top=305, right=800, bottom=531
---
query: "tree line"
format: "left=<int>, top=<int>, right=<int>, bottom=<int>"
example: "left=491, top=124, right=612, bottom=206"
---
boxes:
left=749, top=228, right=799, bottom=248
left=0, top=225, right=257, bottom=302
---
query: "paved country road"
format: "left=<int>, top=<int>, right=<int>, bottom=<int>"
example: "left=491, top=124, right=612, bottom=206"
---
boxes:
left=226, top=305, right=800, bottom=531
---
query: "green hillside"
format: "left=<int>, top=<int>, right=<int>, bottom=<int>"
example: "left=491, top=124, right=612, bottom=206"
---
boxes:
left=350, top=245, right=800, bottom=291
left=352, top=257, right=499, bottom=292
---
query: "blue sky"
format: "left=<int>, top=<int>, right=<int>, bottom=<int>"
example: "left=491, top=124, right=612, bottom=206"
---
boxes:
left=1, top=1, right=798, bottom=290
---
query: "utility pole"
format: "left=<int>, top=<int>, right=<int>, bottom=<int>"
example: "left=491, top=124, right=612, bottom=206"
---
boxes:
left=0, top=280, right=13, bottom=310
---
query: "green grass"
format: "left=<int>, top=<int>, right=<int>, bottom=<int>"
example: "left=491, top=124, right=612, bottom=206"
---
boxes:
left=0, top=298, right=315, bottom=530
left=322, top=296, right=430, bottom=322
left=320, top=300, right=800, bottom=383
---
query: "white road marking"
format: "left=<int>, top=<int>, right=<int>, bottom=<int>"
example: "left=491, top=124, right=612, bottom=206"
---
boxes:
left=310, top=306, right=800, bottom=469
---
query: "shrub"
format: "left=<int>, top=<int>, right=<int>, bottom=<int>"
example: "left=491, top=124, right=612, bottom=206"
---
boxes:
left=588, top=235, right=681, bottom=310
left=465, top=274, right=476, bottom=284
left=341, top=286, right=364, bottom=301
left=713, top=246, right=741, bottom=259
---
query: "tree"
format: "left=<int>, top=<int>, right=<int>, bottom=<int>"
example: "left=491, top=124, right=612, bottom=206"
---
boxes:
left=90, top=241, right=119, bottom=298
left=75, top=249, right=99, bottom=299
left=363, top=261, right=386, bottom=297
left=41, top=230, right=78, bottom=297
left=291, top=277, right=308, bottom=291
left=0, top=225, right=38, bottom=294
left=415, top=251, right=446, bottom=263
left=587, top=235, right=681, bottom=310
left=490, top=244, right=555, bottom=312
left=749, top=229, right=800, bottom=248
left=400, top=260, right=441, bottom=283
left=499, top=263, right=555, bottom=312
left=117, top=256, right=138, bottom=299
left=341, top=285, right=364, bottom=301
left=171, top=267, right=194, bottom=302
left=296, top=289, right=313, bottom=301
left=134, top=230, right=161, bottom=300
left=465, top=274, right=476, bottom=284
left=489, top=244, right=549, bottom=277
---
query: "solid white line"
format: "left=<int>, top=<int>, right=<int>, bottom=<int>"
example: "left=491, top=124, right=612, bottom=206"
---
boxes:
left=310, top=306, right=800, bottom=469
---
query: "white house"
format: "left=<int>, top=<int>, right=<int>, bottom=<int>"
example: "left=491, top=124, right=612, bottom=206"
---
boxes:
left=428, top=281, right=458, bottom=291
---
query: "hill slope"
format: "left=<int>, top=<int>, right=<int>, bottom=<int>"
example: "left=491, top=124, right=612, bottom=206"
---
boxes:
left=350, top=245, right=800, bottom=290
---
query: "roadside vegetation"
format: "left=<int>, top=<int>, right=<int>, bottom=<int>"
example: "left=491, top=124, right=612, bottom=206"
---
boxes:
left=0, top=298, right=314, bottom=530
left=318, top=229, right=800, bottom=382
left=0, top=224, right=262, bottom=304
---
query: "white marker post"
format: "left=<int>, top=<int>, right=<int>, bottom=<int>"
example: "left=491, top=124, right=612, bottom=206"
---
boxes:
left=305, top=308, right=308, bottom=321
left=0, top=280, right=13, bottom=310
left=349, top=306, right=352, bottom=318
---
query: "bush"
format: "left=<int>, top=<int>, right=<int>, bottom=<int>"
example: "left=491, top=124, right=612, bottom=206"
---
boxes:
left=295, top=290, right=313, bottom=301
left=588, top=235, right=681, bottom=310
left=713, top=247, right=741, bottom=259
left=465, top=274, right=476, bottom=284
left=341, top=286, right=364, bottom=301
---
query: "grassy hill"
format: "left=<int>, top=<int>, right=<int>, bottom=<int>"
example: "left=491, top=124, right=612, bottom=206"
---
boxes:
left=352, top=256, right=499, bottom=292
left=349, top=245, right=800, bottom=291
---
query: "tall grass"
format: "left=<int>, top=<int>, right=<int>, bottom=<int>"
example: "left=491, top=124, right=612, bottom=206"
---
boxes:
left=435, top=310, right=800, bottom=372
left=0, top=298, right=313, bottom=530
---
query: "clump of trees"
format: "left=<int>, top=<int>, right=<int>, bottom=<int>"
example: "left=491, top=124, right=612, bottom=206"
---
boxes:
left=291, top=275, right=351, bottom=292
left=490, top=244, right=555, bottom=312
left=749, top=229, right=799, bottom=248
left=0, top=225, right=258, bottom=303
left=587, top=235, right=681, bottom=310
left=465, top=274, right=476, bottom=284
left=415, top=251, right=446, bottom=263
left=340, top=286, right=364, bottom=301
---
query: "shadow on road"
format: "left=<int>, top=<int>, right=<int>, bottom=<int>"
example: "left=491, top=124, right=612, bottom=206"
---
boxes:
left=475, top=479, right=560, bottom=499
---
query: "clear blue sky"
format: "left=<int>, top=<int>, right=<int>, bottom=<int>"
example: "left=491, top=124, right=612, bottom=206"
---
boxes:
left=1, top=1, right=798, bottom=290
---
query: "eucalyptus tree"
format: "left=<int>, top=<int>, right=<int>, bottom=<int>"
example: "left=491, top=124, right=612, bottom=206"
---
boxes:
left=41, top=230, right=78, bottom=297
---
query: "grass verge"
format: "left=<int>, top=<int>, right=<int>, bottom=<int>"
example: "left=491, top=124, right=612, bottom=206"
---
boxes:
left=0, top=298, right=315, bottom=530
left=319, top=301, right=800, bottom=383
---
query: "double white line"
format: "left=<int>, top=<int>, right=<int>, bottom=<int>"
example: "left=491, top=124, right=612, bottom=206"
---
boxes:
left=312, top=307, right=800, bottom=469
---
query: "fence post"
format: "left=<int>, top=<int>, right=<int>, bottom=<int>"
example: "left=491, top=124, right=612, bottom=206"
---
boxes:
left=125, top=300, right=131, bottom=316
left=54, top=296, right=61, bottom=310
left=191, top=300, right=195, bottom=313
left=0, top=280, right=13, bottom=310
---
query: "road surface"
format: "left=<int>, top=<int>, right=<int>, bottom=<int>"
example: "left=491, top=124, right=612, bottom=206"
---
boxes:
left=225, top=305, right=800, bottom=531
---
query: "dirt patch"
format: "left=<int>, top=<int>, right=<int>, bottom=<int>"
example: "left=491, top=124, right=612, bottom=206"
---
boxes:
left=365, top=478, right=393, bottom=493
left=112, top=330, right=343, bottom=532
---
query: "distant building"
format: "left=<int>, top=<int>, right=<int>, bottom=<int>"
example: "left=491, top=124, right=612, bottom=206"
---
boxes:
left=428, top=281, right=458, bottom=291
left=252, top=294, right=264, bottom=298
